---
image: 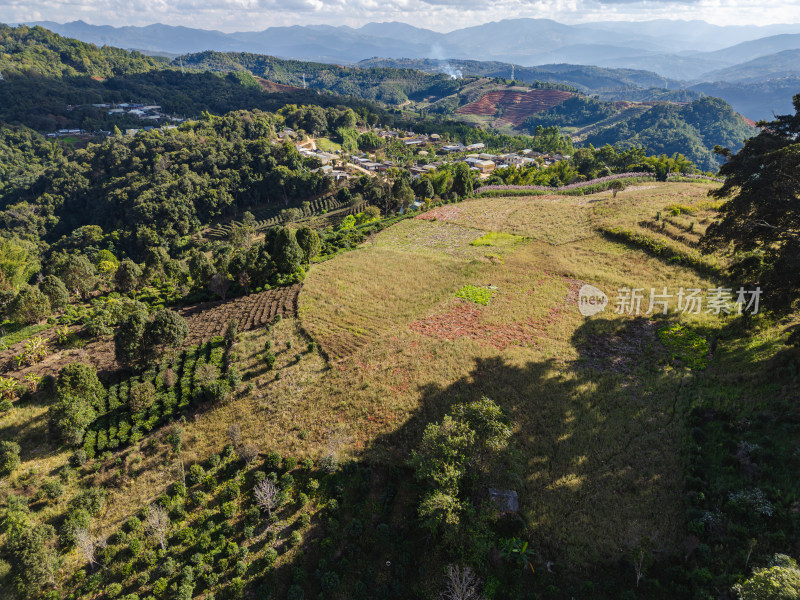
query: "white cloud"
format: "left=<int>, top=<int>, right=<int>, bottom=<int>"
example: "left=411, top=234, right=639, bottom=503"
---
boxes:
left=1, top=0, right=798, bottom=31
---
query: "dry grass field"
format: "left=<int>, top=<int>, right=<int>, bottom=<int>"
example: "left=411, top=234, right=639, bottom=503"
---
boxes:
left=295, top=182, right=731, bottom=564
left=5, top=181, right=791, bottom=586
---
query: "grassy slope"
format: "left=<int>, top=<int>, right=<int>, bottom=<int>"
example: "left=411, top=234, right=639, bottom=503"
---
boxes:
left=2, top=182, right=798, bottom=597
left=299, top=182, right=731, bottom=565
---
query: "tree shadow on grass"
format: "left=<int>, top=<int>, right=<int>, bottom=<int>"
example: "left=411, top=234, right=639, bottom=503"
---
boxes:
left=356, top=317, right=694, bottom=584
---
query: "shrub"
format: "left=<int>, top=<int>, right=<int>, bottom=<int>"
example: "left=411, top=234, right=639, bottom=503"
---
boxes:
left=289, top=531, right=302, bottom=547
left=320, top=571, right=340, bottom=593
left=0, top=441, right=21, bottom=477
left=287, top=585, right=305, bottom=600
left=40, top=275, right=70, bottom=310
left=70, top=449, right=87, bottom=467
left=264, top=451, right=282, bottom=470
left=153, top=577, right=169, bottom=597
left=129, top=381, right=157, bottom=414
left=9, top=286, right=51, bottom=324
left=282, top=457, right=297, bottom=471
left=263, top=547, right=278, bottom=568
left=187, top=463, right=205, bottom=485
left=220, top=502, right=236, bottom=519
left=264, top=351, right=276, bottom=370
left=39, top=480, right=64, bottom=501
left=105, top=583, right=123, bottom=598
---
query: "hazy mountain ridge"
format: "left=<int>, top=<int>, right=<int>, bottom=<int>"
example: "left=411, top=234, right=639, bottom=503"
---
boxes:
left=19, top=18, right=800, bottom=78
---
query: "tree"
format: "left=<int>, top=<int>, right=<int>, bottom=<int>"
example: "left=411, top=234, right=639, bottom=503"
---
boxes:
left=441, top=564, right=483, bottom=600
left=40, top=275, right=69, bottom=310
left=238, top=443, right=259, bottom=465
left=0, top=440, right=21, bottom=477
left=59, top=254, right=97, bottom=300
left=145, top=505, right=171, bottom=551
left=74, top=527, right=98, bottom=570
left=143, top=246, right=170, bottom=283
left=254, top=479, right=279, bottom=517
left=9, top=286, right=50, bottom=324
left=702, top=94, right=800, bottom=310
left=452, top=162, right=475, bottom=198
left=114, top=309, right=148, bottom=366
left=273, top=227, right=303, bottom=274
left=56, top=363, right=104, bottom=408
left=0, top=238, right=37, bottom=291
left=414, top=177, right=435, bottom=200
left=5, top=522, right=60, bottom=597
left=49, top=393, right=95, bottom=446
left=295, top=226, right=321, bottom=263
left=609, top=179, right=626, bottom=198
left=410, top=415, right=475, bottom=492
left=188, top=250, right=215, bottom=289
left=451, top=397, right=511, bottom=465
left=418, top=490, right=462, bottom=535
left=114, top=259, right=143, bottom=295
left=358, top=131, right=382, bottom=151
left=128, top=381, right=156, bottom=413
left=393, top=180, right=415, bottom=211
left=733, top=554, right=800, bottom=600
left=142, top=308, right=188, bottom=358
left=208, top=273, right=231, bottom=300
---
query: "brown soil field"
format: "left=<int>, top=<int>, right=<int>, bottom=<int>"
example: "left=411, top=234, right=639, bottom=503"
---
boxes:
left=456, top=89, right=574, bottom=126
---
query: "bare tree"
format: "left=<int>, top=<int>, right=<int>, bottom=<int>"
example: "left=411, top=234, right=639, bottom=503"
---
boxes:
left=145, top=505, right=171, bottom=550
left=208, top=273, right=231, bottom=301
left=441, top=564, right=483, bottom=600
left=227, top=423, right=242, bottom=448
left=238, top=443, right=259, bottom=465
left=254, top=479, right=279, bottom=517
left=75, top=527, right=97, bottom=570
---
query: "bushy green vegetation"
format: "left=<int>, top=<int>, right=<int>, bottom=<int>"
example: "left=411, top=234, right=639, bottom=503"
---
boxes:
left=83, top=337, right=233, bottom=459
left=0, top=24, right=168, bottom=79
left=584, top=97, right=755, bottom=171
left=657, top=323, right=711, bottom=369
left=455, top=285, right=495, bottom=305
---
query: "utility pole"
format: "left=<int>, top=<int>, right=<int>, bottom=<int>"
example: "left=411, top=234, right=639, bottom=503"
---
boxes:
left=302, top=73, right=307, bottom=89
left=179, top=57, right=184, bottom=74
left=511, top=64, right=514, bottom=81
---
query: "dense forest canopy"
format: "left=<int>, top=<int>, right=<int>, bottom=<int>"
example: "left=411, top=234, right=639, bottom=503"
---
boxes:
left=0, top=111, right=329, bottom=254
left=0, top=24, right=168, bottom=78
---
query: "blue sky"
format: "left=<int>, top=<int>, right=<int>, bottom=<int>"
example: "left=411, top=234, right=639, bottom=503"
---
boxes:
left=2, top=0, right=797, bottom=32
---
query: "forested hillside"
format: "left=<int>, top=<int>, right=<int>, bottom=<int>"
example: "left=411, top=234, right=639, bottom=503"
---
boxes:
left=0, top=112, right=330, bottom=253
left=581, top=97, right=755, bottom=171
left=0, top=24, right=168, bottom=78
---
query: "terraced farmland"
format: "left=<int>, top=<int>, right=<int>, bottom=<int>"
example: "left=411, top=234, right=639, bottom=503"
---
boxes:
left=180, top=285, right=301, bottom=345
left=456, top=89, right=574, bottom=126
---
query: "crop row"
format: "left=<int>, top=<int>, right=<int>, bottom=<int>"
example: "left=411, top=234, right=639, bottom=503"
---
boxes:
left=82, top=338, right=229, bottom=458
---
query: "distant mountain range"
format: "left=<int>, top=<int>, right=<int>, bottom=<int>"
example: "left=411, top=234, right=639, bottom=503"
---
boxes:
left=16, top=19, right=800, bottom=77
left=9, top=18, right=800, bottom=120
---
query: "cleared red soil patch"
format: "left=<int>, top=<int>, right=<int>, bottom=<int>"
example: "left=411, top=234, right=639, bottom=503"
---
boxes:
left=256, top=78, right=305, bottom=93
left=409, top=277, right=582, bottom=350
left=456, top=89, right=574, bottom=126
left=180, top=285, right=300, bottom=345
left=414, top=205, right=464, bottom=221
left=738, top=114, right=758, bottom=128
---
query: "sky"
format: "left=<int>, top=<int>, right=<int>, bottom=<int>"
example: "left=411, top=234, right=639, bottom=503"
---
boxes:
left=2, top=0, right=799, bottom=32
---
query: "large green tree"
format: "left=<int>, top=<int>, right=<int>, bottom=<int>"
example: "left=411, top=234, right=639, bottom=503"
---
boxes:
left=702, top=94, right=800, bottom=310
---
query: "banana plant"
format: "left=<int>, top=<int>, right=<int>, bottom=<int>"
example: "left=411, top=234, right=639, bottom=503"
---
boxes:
left=499, top=537, right=535, bottom=574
